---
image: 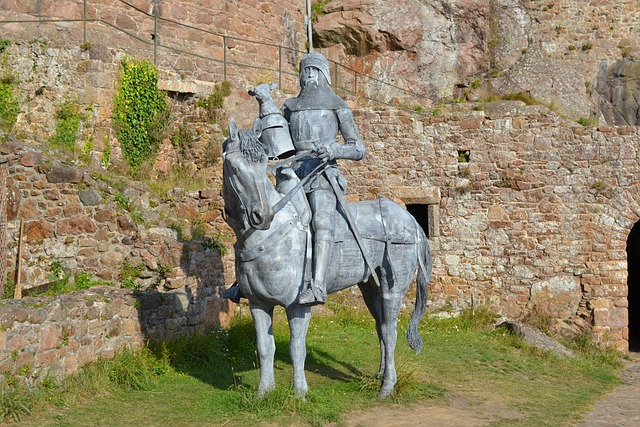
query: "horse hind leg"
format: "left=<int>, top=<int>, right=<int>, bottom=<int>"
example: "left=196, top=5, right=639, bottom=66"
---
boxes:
left=378, top=269, right=406, bottom=399
left=286, top=304, right=312, bottom=398
left=358, top=278, right=386, bottom=379
left=249, top=304, right=276, bottom=398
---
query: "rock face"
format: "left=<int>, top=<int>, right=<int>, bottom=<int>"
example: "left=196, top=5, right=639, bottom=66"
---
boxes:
left=313, top=0, right=640, bottom=122
left=597, top=60, right=640, bottom=125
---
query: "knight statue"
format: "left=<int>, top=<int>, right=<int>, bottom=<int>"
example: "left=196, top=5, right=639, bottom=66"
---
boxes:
left=282, top=52, right=366, bottom=305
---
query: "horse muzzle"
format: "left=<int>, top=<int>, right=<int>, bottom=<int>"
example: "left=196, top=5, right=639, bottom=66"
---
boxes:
left=248, top=207, right=274, bottom=230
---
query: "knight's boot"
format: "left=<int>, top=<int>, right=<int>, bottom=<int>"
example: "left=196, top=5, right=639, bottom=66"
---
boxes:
left=298, top=239, right=331, bottom=306
left=221, top=282, right=243, bottom=303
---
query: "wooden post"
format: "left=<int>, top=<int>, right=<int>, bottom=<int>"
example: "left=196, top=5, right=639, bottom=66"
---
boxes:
left=14, top=218, right=23, bottom=300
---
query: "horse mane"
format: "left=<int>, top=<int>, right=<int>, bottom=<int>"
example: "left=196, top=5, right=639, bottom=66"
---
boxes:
left=237, top=129, right=265, bottom=163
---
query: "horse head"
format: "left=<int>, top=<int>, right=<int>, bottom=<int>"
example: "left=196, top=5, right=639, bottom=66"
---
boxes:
left=222, top=118, right=274, bottom=231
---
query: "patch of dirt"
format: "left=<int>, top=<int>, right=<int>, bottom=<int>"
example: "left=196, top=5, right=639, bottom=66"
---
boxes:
left=332, top=394, right=523, bottom=427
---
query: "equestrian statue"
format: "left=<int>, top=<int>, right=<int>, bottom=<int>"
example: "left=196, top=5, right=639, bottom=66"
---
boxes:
left=222, top=52, right=432, bottom=399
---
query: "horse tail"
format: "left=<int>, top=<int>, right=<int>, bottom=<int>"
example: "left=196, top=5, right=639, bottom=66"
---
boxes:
left=406, top=227, right=432, bottom=354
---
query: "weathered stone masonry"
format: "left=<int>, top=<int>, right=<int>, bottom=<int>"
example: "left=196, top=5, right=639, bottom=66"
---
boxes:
left=347, top=105, right=640, bottom=351
left=0, top=286, right=227, bottom=379
left=0, top=1, right=638, bottom=380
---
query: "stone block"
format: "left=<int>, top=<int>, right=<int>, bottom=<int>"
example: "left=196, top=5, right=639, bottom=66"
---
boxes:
left=57, top=215, right=97, bottom=235
left=46, top=166, right=82, bottom=183
left=390, top=186, right=440, bottom=204
left=530, top=275, right=581, bottom=319
left=79, top=189, right=103, bottom=206
left=26, top=219, right=54, bottom=243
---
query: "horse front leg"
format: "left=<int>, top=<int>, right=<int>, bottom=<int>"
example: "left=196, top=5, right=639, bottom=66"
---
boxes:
left=250, top=303, right=276, bottom=398
left=286, top=304, right=312, bottom=398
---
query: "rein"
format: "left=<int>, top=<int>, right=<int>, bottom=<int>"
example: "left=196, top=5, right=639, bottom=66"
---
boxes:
left=223, top=149, right=327, bottom=238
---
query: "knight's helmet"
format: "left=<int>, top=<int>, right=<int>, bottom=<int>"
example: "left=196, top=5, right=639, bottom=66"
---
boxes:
left=299, top=52, right=331, bottom=86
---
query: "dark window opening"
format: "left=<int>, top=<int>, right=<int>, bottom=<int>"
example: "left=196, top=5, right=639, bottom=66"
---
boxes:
left=627, top=221, right=640, bottom=352
left=167, top=91, right=194, bottom=102
left=458, top=150, right=470, bottom=163
left=406, top=204, right=429, bottom=239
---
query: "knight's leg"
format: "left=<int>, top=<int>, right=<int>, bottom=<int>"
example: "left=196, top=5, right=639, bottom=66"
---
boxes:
left=249, top=303, right=276, bottom=397
left=298, top=190, right=335, bottom=305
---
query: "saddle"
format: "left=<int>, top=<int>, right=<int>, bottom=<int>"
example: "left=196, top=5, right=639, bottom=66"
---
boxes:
left=334, top=197, right=418, bottom=245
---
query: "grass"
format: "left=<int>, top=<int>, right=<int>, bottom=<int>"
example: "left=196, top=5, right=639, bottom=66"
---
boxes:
left=5, top=301, right=623, bottom=426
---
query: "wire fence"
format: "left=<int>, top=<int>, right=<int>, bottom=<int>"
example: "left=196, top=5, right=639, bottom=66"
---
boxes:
left=0, top=0, right=431, bottom=110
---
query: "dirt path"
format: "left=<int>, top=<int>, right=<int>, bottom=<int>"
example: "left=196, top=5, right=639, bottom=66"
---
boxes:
left=575, top=353, right=640, bottom=427
left=336, top=353, right=640, bottom=427
left=337, top=396, right=506, bottom=427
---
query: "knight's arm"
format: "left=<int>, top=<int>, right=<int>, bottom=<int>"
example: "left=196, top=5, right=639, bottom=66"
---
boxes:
left=336, top=107, right=366, bottom=161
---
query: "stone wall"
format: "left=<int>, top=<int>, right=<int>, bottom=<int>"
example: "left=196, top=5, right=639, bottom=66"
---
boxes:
left=0, top=285, right=228, bottom=379
left=0, top=0, right=306, bottom=165
left=1, top=140, right=231, bottom=293
left=345, top=103, right=639, bottom=351
left=0, top=0, right=638, bottom=355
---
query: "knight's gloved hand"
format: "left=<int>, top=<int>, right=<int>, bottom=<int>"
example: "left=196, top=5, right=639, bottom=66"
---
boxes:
left=316, top=144, right=338, bottom=162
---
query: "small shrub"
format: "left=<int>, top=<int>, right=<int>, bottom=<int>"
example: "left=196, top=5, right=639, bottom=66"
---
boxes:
left=577, top=117, right=597, bottom=126
left=311, top=1, right=331, bottom=22
left=196, top=81, right=231, bottom=124
left=501, top=92, right=538, bottom=105
left=119, top=258, right=145, bottom=290
left=74, top=272, right=108, bottom=290
left=3, top=273, right=15, bottom=299
left=50, top=99, right=84, bottom=152
left=204, top=138, right=222, bottom=166
left=114, top=191, right=132, bottom=211
left=171, top=124, right=194, bottom=159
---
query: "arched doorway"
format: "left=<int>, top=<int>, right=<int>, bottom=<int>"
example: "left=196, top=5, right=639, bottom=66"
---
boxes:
left=627, top=221, right=640, bottom=351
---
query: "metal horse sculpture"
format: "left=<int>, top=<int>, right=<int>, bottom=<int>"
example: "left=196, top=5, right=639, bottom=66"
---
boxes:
left=222, top=119, right=432, bottom=399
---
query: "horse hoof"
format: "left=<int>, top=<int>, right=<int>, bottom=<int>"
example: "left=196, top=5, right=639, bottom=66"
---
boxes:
left=378, top=386, right=394, bottom=399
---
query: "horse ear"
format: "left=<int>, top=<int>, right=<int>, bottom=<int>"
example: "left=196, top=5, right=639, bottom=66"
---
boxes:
left=269, top=82, right=278, bottom=91
left=229, top=118, right=238, bottom=141
left=252, top=118, right=263, bottom=138
left=248, top=88, right=256, bottom=97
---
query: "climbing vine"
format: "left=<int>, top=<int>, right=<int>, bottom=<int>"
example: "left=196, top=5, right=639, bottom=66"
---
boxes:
left=112, top=57, right=168, bottom=168
left=0, top=37, right=19, bottom=133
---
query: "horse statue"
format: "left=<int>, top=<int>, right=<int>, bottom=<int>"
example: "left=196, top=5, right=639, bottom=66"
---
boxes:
left=222, top=118, right=432, bottom=399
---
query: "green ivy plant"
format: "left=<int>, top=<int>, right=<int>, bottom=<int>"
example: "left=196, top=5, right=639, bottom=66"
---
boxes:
left=112, top=57, right=168, bottom=168
left=0, top=37, right=19, bottom=133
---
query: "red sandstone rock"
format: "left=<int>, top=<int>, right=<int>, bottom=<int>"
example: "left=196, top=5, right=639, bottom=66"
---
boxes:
left=26, top=219, right=54, bottom=243
left=57, top=215, right=97, bottom=235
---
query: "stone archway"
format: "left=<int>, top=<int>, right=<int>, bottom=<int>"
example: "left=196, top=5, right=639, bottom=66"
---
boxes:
left=627, top=221, right=640, bottom=351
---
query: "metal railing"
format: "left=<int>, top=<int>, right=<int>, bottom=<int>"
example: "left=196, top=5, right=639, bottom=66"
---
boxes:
left=0, top=0, right=432, bottom=110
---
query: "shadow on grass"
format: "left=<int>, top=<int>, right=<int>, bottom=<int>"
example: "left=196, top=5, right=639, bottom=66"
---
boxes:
left=154, top=315, right=368, bottom=393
